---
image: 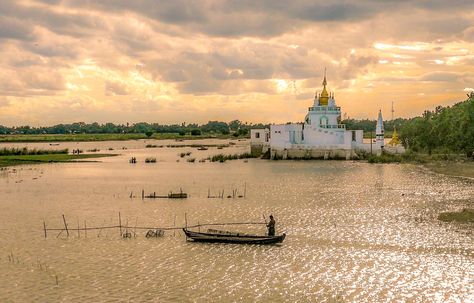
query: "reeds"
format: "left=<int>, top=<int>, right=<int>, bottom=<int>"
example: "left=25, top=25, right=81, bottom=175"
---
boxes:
left=0, top=147, right=68, bottom=156
left=207, top=152, right=256, bottom=163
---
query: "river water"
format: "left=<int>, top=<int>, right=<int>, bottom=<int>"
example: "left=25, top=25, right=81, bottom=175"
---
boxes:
left=0, top=139, right=472, bottom=302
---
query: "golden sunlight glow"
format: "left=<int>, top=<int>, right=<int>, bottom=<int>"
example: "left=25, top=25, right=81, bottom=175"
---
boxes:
left=0, top=0, right=473, bottom=126
left=274, top=79, right=289, bottom=92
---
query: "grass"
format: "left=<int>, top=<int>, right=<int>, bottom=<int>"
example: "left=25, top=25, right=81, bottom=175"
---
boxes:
left=366, top=151, right=474, bottom=179
left=0, top=153, right=116, bottom=167
left=365, top=151, right=470, bottom=164
left=438, top=209, right=474, bottom=223
left=424, top=161, right=474, bottom=179
left=207, top=152, right=256, bottom=163
left=0, top=133, right=242, bottom=143
left=0, top=147, right=69, bottom=156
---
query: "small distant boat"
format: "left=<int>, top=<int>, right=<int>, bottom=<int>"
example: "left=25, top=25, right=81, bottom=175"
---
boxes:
left=183, top=228, right=286, bottom=245
left=197, top=146, right=208, bottom=150
left=49, top=143, right=60, bottom=146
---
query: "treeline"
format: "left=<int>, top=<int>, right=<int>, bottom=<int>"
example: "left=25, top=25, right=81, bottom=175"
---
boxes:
left=0, top=120, right=269, bottom=137
left=341, top=118, right=409, bottom=133
left=2, top=95, right=473, bottom=157
left=399, top=95, right=474, bottom=156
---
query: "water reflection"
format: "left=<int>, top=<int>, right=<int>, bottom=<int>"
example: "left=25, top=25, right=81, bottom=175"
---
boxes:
left=0, top=140, right=472, bottom=302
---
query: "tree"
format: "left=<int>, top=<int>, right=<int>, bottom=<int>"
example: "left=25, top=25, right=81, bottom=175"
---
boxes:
left=229, top=120, right=242, bottom=131
left=145, top=131, right=153, bottom=138
left=191, top=129, right=201, bottom=136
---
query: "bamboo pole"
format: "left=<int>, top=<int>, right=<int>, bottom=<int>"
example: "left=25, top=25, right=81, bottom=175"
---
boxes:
left=173, top=215, right=176, bottom=237
left=184, top=213, right=188, bottom=228
left=370, top=131, right=373, bottom=155
left=77, top=220, right=80, bottom=238
left=43, top=220, right=47, bottom=238
left=84, top=220, right=87, bottom=238
left=118, top=212, right=122, bottom=236
left=62, top=215, right=69, bottom=237
left=56, top=230, right=63, bottom=238
left=133, top=217, right=138, bottom=237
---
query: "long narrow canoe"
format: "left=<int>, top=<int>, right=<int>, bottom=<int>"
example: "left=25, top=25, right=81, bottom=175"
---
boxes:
left=182, top=228, right=286, bottom=245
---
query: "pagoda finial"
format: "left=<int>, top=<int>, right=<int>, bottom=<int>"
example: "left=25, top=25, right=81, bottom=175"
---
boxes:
left=319, top=67, right=329, bottom=106
left=323, top=67, right=327, bottom=86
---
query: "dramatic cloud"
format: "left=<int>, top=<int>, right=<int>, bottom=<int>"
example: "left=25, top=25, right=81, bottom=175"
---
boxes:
left=0, top=0, right=473, bottom=125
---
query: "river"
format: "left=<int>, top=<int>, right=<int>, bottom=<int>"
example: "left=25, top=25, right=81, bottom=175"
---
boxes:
left=0, top=139, right=472, bottom=302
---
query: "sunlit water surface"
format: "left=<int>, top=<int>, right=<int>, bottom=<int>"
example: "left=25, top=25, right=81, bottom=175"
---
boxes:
left=0, top=139, right=472, bottom=302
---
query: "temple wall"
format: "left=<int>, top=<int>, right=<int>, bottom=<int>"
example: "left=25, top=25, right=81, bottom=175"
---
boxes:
left=271, top=148, right=358, bottom=160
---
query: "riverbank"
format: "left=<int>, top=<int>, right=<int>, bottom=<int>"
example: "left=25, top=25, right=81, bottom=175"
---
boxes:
left=0, top=153, right=116, bottom=167
left=365, top=151, right=474, bottom=180
left=0, top=133, right=242, bottom=143
left=423, top=161, right=474, bottom=179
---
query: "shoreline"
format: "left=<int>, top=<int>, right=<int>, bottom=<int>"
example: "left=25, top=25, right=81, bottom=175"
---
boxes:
left=0, top=153, right=117, bottom=168
left=422, top=161, right=474, bottom=180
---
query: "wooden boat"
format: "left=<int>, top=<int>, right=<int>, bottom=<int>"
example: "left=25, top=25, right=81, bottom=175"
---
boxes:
left=182, top=228, right=286, bottom=245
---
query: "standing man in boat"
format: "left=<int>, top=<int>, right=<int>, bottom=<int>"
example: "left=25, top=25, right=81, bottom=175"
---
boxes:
left=267, top=215, right=276, bottom=236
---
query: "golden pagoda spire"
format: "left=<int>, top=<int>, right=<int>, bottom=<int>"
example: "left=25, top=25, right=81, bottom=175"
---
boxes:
left=319, top=67, right=329, bottom=106
left=389, top=126, right=400, bottom=146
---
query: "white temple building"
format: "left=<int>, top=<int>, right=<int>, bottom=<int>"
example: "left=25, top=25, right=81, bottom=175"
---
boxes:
left=250, top=74, right=392, bottom=159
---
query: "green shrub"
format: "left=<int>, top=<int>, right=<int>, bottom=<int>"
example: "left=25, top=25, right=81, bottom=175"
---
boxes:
left=191, top=129, right=201, bottom=136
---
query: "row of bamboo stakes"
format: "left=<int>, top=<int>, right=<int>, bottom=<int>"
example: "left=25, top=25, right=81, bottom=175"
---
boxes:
left=131, top=183, right=247, bottom=199
left=42, top=212, right=265, bottom=238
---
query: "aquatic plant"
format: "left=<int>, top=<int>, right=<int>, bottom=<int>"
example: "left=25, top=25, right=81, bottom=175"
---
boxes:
left=0, top=147, right=68, bottom=156
left=207, top=152, right=256, bottom=163
left=438, top=209, right=474, bottom=223
left=145, top=157, right=157, bottom=163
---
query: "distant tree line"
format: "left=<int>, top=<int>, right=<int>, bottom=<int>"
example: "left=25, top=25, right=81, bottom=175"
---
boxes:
left=341, top=118, right=409, bottom=133
left=0, top=120, right=269, bottom=137
left=2, top=94, right=473, bottom=156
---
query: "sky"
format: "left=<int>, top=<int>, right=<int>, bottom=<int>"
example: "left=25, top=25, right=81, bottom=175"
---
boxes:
left=1, top=0, right=474, bottom=126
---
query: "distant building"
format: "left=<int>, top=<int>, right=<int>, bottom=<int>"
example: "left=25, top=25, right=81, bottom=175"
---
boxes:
left=250, top=74, right=402, bottom=159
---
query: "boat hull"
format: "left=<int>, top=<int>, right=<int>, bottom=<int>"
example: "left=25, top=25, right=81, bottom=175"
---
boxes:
left=182, top=228, right=286, bottom=245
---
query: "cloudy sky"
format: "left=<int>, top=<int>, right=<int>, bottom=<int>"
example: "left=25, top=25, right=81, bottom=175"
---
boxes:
left=1, top=0, right=473, bottom=126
